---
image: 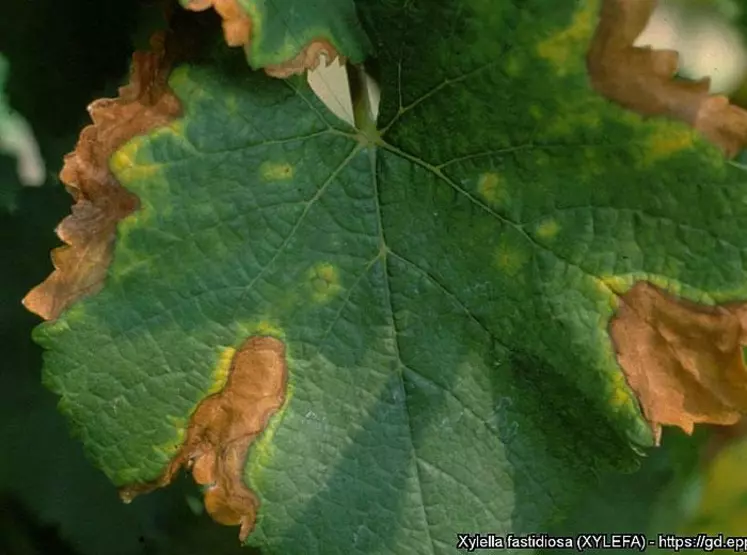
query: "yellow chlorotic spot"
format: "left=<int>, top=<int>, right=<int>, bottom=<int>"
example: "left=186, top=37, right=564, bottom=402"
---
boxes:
left=537, top=0, right=599, bottom=75
left=259, top=161, right=294, bottom=181
left=116, top=200, right=162, bottom=240
left=112, top=122, right=184, bottom=181
left=166, top=415, right=188, bottom=430
left=236, top=319, right=285, bottom=340
left=477, top=172, right=507, bottom=206
left=246, top=380, right=293, bottom=478
left=608, top=370, right=632, bottom=410
left=534, top=218, right=560, bottom=240
left=255, top=320, right=284, bottom=336
left=110, top=138, right=159, bottom=181
left=588, top=275, right=618, bottom=305
left=642, top=123, right=697, bottom=166
left=152, top=121, right=197, bottom=154
left=110, top=140, right=138, bottom=172
left=602, top=290, right=619, bottom=312
left=117, top=210, right=145, bottom=236
left=117, top=163, right=160, bottom=182
left=599, top=273, right=724, bottom=307
left=206, top=346, right=236, bottom=396
left=149, top=120, right=185, bottom=141
left=169, top=120, right=185, bottom=135
left=151, top=422, right=187, bottom=459
left=599, top=274, right=633, bottom=295
left=308, top=262, right=342, bottom=303
left=109, top=136, right=168, bottom=181
left=493, top=238, right=529, bottom=277
left=601, top=273, right=686, bottom=298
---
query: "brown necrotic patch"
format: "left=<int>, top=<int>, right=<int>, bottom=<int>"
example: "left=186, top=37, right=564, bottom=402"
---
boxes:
left=264, top=39, right=341, bottom=78
left=610, top=282, right=747, bottom=444
left=22, top=33, right=181, bottom=321
left=119, top=336, right=288, bottom=542
left=587, top=0, right=747, bottom=157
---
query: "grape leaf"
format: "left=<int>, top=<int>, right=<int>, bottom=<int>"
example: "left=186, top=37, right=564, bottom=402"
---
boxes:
left=30, top=0, right=747, bottom=551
